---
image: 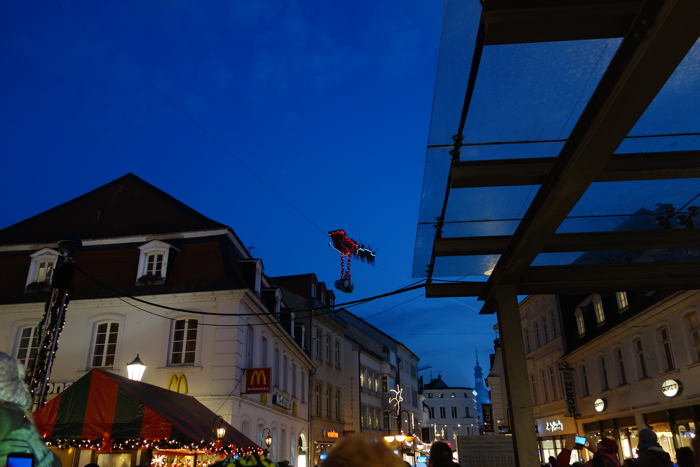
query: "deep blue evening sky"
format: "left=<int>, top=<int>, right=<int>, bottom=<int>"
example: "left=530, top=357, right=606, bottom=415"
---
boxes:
left=0, top=0, right=496, bottom=386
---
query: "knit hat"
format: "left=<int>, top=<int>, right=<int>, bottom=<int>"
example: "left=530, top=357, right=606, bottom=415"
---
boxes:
left=598, top=438, right=619, bottom=454
left=639, top=428, right=657, bottom=444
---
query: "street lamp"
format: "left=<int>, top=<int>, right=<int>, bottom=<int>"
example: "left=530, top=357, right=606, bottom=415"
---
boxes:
left=215, top=416, right=226, bottom=440
left=127, top=354, right=146, bottom=381
left=263, top=428, right=273, bottom=448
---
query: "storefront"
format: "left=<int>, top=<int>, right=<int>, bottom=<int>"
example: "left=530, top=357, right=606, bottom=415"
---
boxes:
left=536, top=416, right=581, bottom=463
left=312, top=427, right=342, bottom=466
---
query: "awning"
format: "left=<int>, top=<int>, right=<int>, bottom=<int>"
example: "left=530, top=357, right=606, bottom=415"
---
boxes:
left=33, top=369, right=258, bottom=452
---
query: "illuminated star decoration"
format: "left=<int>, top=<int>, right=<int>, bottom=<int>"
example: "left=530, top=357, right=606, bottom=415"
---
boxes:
left=151, top=454, right=166, bottom=467
left=388, top=385, right=403, bottom=411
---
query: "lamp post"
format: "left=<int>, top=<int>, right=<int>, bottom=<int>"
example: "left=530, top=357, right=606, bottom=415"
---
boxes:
left=127, top=354, right=146, bottom=381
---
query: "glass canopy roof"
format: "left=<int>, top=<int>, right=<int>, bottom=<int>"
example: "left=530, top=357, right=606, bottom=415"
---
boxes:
left=413, top=0, right=700, bottom=286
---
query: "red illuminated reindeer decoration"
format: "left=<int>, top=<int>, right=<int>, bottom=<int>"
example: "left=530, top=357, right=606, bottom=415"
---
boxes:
left=328, top=229, right=376, bottom=293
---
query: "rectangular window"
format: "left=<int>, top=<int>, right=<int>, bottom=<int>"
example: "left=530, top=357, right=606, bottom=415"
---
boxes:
left=315, top=383, right=322, bottom=416
left=292, top=363, right=297, bottom=398
left=335, top=389, right=341, bottom=420
left=171, top=319, right=197, bottom=365
left=325, top=335, right=331, bottom=364
left=93, top=322, right=119, bottom=367
left=599, top=356, right=609, bottom=391
left=274, top=348, right=280, bottom=387
left=549, top=312, right=558, bottom=337
left=530, top=374, right=538, bottom=404
left=283, top=355, right=288, bottom=393
left=335, top=341, right=341, bottom=368
left=524, top=329, right=531, bottom=353
left=440, top=407, right=446, bottom=418
left=540, top=369, right=549, bottom=402
left=542, top=317, right=550, bottom=343
left=451, top=407, right=457, bottom=418
left=686, top=313, right=700, bottom=362
left=16, top=326, right=40, bottom=370
left=575, top=309, right=585, bottom=336
left=325, top=386, right=331, bottom=418
left=301, top=370, right=306, bottom=401
left=261, top=336, right=268, bottom=367
left=594, top=299, right=605, bottom=324
left=534, top=322, right=541, bottom=347
left=315, top=328, right=322, bottom=360
left=464, top=407, right=470, bottom=418
left=245, top=325, right=254, bottom=369
left=145, top=252, right=164, bottom=276
left=616, top=348, right=627, bottom=385
left=634, top=339, right=648, bottom=379
left=616, top=291, right=629, bottom=310
left=429, top=407, right=435, bottom=418
left=580, top=364, right=589, bottom=396
left=659, top=327, right=675, bottom=371
left=548, top=366, right=558, bottom=400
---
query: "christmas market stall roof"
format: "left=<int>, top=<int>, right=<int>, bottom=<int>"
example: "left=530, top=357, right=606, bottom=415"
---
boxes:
left=33, top=369, right=258, bottom=451
left=413, top=0, right=700, bottom=312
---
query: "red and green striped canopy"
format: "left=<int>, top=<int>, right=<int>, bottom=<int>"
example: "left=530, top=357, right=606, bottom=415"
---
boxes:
left=34, top=369, right=257, bottom=449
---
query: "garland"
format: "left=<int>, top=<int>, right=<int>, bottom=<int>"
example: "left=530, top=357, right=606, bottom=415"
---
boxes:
left=44, top=437, right=263, bottom=456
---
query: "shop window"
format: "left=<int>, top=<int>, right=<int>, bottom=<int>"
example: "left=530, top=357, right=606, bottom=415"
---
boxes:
left=658, top=326, right=676, bottom=371
left=575, top=309, right=585, bottom=336
left=684, top=312, right=700, bottom=363
left=615, top=347, right=627, bottom=386
left=633, top=338, right=649, bottom=379
left=616, top=291, right=629, bottom=311
left=599, top=355, right=609, bottom=392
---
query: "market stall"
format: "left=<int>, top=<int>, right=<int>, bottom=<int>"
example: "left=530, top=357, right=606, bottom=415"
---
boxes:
left=33, top=369, right=259, bottom=467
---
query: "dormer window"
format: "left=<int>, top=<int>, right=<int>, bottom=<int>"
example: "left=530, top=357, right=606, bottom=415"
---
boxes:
left=575, top=308, right=586, bottom=336
left=136, top=240, right=175, bottom=285
left=311, top=282, right=317, bottom=298
left=616, top=291, right=629, bottom=311
left=26, top=248, right=59, bottom=291
left=594, top=297, right=605, bottom=325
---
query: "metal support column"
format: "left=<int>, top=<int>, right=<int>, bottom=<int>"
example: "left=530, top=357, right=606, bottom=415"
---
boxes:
left=493, top=286, right=539, bottom=467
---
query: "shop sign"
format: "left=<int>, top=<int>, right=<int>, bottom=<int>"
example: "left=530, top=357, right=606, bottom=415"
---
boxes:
left=245, top=368, right=271, bottom=393
left=561, top=366, right=580, bottom=417
left=323, top=429, right=339, bottom=439
left=593, top=398, right=607, bottom=413
left=47, top=381, right=72, bottom=395
left=661, top=379, right=681, bottom=398
left=545, top=420, right=564, bottom=432
left=273, top=393, right=291, bottom=410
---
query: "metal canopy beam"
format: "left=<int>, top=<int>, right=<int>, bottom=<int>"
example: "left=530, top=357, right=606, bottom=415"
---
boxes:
left=479, top=0, right=700, bottom=304
left=435, top=229, right=700, bottom=256
left=451, top=151, right=700, bottom=188
left=482, top=0, right=642, bottom=44
left=426, top=262, right=700, bottom=302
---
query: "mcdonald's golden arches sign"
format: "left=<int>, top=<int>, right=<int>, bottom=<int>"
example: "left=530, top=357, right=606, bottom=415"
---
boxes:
left=245, top=368, right=271, bottom=393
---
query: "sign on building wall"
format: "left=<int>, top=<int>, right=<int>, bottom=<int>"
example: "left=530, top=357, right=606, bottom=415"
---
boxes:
left=661, top=379, right=681, bottom=398
left=245, top=368, right=271, bottom=393
left=273, top=393, right=291, bottom=410
left=166, top=374, right=188, bottom=394
left=560, top=365, right=579, bottom=417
